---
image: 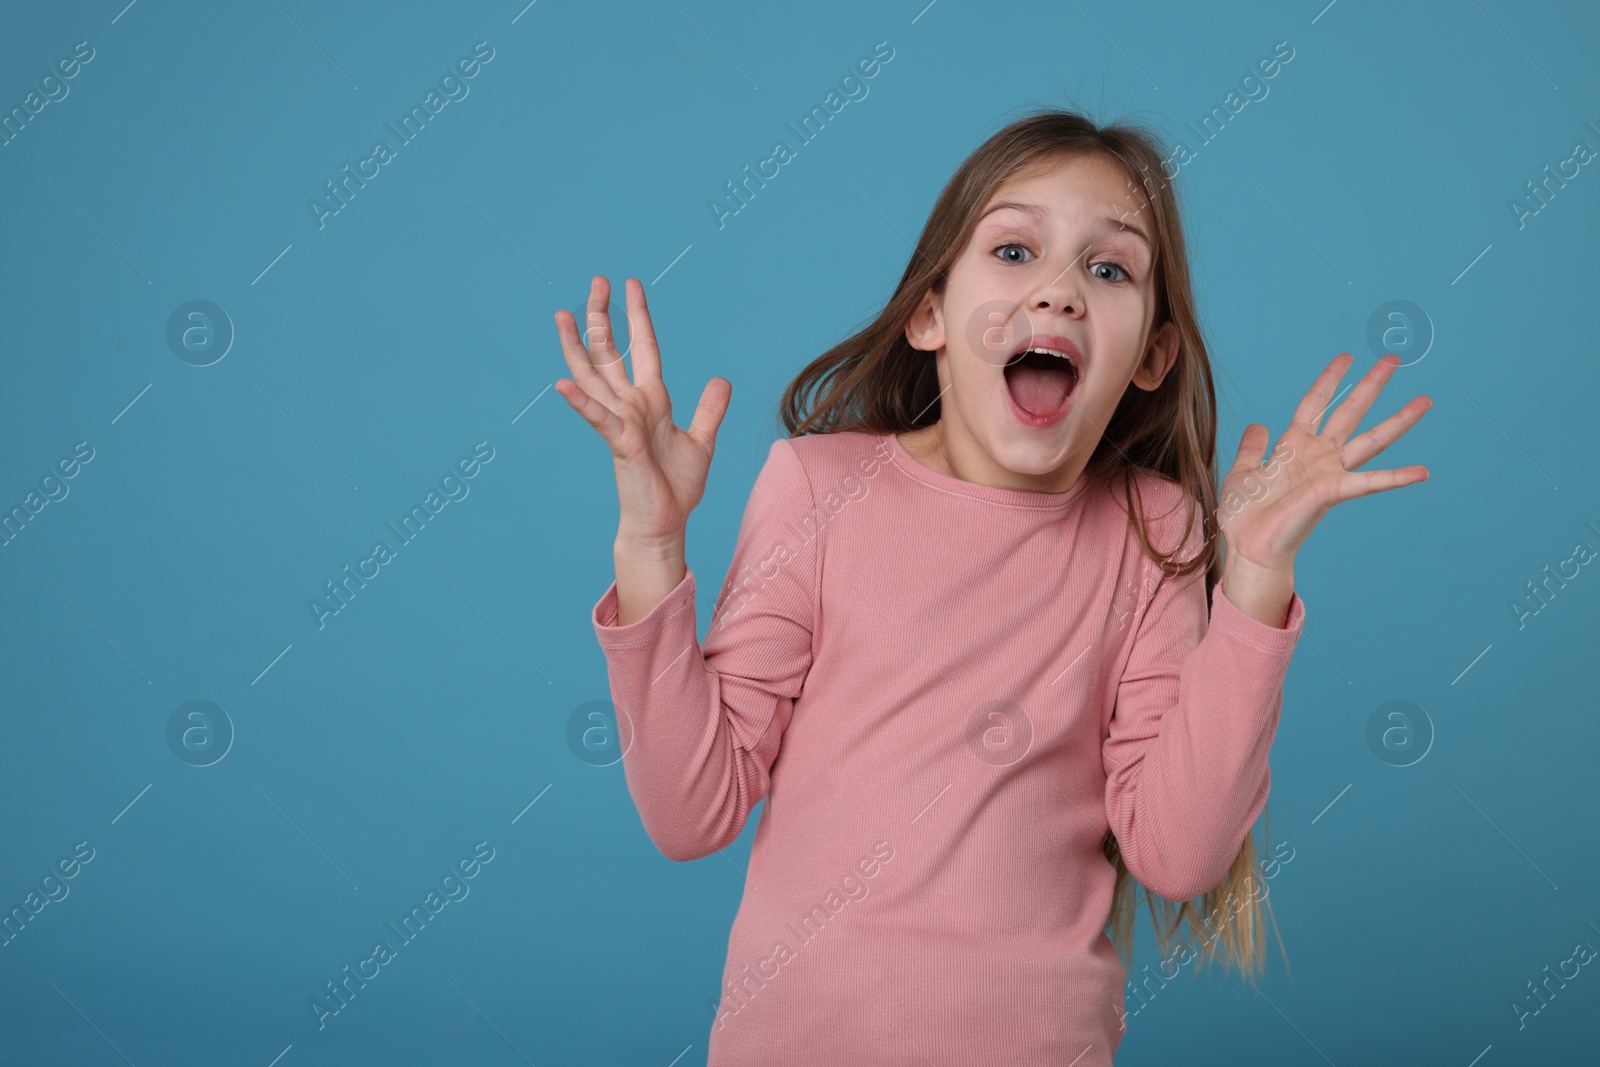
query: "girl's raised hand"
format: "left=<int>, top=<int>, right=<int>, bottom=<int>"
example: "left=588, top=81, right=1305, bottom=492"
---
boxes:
left=1217, top=352, right=1432, bottom=574
left=553, top=275, right=732, bottom=547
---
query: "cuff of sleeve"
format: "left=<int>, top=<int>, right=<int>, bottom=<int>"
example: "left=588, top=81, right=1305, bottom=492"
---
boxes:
left=1210, top=586, right=1306, bottom=653
left=592, top=567, right=698, bottom=649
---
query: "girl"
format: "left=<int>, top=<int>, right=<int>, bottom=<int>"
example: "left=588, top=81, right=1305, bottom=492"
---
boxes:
left=555, top=108, right=1430, bottom=1065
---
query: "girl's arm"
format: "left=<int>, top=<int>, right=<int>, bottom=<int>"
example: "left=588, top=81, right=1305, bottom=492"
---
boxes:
left=1104, top=351, right=1426, bottom=901
left=591, top=439, right=817, bottom=861
left=559, top=274, right=814, bottom=862
left=1102, top=500, right=1305, bottom=902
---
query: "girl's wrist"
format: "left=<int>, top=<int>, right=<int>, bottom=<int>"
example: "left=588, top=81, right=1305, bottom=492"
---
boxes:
left=614, top=528, right=686, bottom=561
left=611, top=539, right=687, bottom=627
left=1218, top=558, right=1295, bottom=629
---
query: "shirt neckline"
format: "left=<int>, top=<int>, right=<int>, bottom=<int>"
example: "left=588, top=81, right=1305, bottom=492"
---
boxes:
left=883, top=431, right=1092, bottom=509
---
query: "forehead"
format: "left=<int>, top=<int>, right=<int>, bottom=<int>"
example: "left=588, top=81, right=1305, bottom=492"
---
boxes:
left=979, top=154, right=1151, bottom=234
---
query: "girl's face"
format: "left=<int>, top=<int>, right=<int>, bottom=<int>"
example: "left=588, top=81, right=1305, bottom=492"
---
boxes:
left=904, top=152, right=1181, bottom=493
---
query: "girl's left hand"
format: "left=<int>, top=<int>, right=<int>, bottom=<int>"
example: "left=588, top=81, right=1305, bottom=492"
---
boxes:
left=1217, top=352, right=1432, bottom=574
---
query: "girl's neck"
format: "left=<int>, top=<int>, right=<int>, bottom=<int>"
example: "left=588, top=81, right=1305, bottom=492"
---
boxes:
left=895, top=424, right=951, bottom=476
left=896, top=423, right=1087, bottom=497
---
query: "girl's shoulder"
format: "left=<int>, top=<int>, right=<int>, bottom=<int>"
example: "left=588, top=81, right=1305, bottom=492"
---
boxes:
left=1106, top=466, right=1207, bottom=559
left=1123, top=466, right=1188, bottom=510
left=778, top=430, right=898, bottom=481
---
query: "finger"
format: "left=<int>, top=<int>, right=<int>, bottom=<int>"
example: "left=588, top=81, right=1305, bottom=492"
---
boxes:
left=554, top=307, right=622, bottom=409
left=1340, top=394, right=1433, bottom=470
left=554, top=377, right=628, bottom=448
left=1287, top=353, right=1355, bottom=436
left=1223, top=423, right=1272, bottom=482
left=1335, top=463, right=1429, bottom=503
left=625, top=278, right=663, bottom=384
left=1321, top=354, right=1402, bottom=446
left=582, top=275, right=632, bottom=387
left=685, top=376, right=732, bottom=453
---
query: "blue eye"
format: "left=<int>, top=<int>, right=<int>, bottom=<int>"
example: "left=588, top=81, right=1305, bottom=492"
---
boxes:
left=994, top=242, right=1133, bottom=282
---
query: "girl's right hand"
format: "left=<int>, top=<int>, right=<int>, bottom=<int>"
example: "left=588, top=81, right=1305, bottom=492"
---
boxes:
left=554, top=275, right=732, bottom=548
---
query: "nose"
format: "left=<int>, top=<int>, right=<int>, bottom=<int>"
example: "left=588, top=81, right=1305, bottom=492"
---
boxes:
left=1030, top=256, right=1086, bottom=317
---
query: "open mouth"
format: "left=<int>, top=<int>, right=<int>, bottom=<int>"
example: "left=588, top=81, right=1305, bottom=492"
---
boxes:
left=1003, top=347, right=1080, bottom=421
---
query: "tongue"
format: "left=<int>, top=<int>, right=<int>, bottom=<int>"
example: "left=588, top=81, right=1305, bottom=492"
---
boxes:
left=1006, top=362, right=1076, bottom=416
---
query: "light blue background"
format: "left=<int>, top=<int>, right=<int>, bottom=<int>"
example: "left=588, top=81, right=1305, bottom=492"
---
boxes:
left=2, top=1, right=1596, bottom=1064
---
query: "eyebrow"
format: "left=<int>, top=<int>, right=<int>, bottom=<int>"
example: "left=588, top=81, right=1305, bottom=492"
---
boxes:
left=978, top=200, right=1152, bottom=251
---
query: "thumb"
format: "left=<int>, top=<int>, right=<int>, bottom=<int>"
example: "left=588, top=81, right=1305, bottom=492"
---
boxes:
left=1225, top=424, right=1272, bottom=479
left=686, top=376, right=732, bottom=453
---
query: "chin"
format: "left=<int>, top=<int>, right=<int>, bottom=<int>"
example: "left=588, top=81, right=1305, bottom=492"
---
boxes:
left=989, top=428, right=1073, bottom=471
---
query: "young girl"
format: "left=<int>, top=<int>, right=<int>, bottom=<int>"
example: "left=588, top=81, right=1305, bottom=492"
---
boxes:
left=555, top=108, right=1430, bottom=1065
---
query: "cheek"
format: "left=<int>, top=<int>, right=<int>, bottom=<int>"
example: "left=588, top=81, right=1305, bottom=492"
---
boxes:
left=948, top=344, right=1001, bottom=394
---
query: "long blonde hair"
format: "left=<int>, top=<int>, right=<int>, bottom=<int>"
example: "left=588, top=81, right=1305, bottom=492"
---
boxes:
left=770, top=106, right=1288, bottom=982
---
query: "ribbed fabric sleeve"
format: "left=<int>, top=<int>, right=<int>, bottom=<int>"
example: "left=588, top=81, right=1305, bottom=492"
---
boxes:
left=1101, top=510, right=1306, bottom=902
left=591, top=438, right=816, bottom=863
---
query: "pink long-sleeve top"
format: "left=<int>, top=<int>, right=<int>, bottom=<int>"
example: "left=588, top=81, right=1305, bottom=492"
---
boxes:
left=590, top=429, right=1306, bottom=1066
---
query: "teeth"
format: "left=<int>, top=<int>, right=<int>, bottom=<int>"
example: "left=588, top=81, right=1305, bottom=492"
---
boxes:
left=1013, top=347, right=1079, bottom=372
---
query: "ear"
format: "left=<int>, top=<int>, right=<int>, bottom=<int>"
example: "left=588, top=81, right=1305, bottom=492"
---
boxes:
left=1130, top=320, right=1180, bottom=391
left=904, top=288, right=945, bottom=353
